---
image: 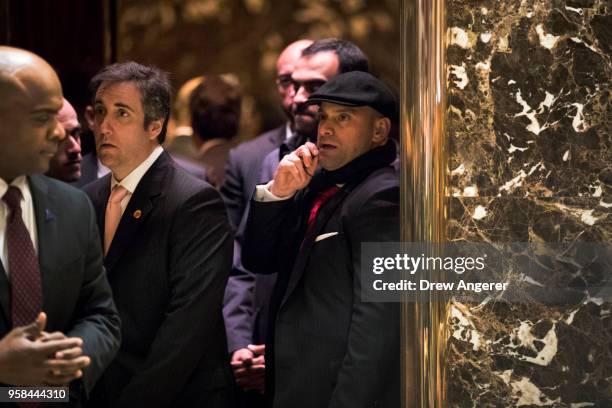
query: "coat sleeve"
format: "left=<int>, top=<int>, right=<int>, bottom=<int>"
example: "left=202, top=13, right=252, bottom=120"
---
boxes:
left=242, top=197, right=294, bottom=276
left=222, top=222, right=256, bottom=353
left=115, top=187, right=233, bottom=407
left=328, top=185, right=401, bottom=408
left=220, top=147, right=245, bottom=231
left=66, top=192, right=121, bottom=396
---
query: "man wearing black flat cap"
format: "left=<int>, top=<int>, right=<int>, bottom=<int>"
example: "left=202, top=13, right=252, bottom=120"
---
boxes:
left=242, top=71, right=400, bottom=408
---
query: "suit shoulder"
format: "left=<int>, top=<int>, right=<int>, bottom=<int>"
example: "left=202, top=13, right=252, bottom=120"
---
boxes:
left=82, top=174, right=111, bottom=198
left=31, top=175, right=94, bottom=217
left=36, top=175, right=89, bottom=200
left=352, top=166, right=399, bottom=198
left=344, top=166, right=399, bottom=214
left=167, top=161, right=220, bottom=200
left=231, top=126, right=284, bottom=157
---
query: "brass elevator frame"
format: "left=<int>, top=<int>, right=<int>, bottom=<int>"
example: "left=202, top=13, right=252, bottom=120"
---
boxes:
left=399, top=0, right=448, bottom=406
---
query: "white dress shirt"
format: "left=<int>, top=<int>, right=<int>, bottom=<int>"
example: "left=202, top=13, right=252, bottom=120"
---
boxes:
left=254, top=181, right=295, bottom=202
left=97, top=159, right=111, bottom=179
left=285, top=122, right=292, bottom=141
left=0, top=176, right=38, bottom=276
left=110, top=146, right=164, bottom=216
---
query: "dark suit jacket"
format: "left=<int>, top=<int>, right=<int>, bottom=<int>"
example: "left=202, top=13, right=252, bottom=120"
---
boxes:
left=220, top=126, right=285, bottom=230
left=0, top=175, right=121, bottom=405
left=220, top=125, right=285, bottom=353
left=72, top=153, right=100, bottom=189
left=84, top=152, right=235, bottom=407
left=243, top=161, right=400, bottom=408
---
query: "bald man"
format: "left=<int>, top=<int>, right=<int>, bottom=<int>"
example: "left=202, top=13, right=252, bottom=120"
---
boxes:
left=46, top=98, right=83, bottom=183
left=0, top=46, right=120, bottom=403
left=220, top=39, right=313, bottom=399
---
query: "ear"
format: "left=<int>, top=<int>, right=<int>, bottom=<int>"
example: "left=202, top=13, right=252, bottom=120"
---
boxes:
left=372, top=116, right=391, bottom=145
left=147, top=118, right=164, bottom=141
left=84, top=106, right=95, bottom=127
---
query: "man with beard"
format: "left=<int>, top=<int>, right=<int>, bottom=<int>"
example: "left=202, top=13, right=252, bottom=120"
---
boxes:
left=258, top=38, right=370, bottom=182
left=220, top=40, right=312, bottom=401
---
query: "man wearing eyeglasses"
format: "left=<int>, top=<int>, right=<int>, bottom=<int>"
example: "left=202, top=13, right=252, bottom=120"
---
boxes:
left=258, top=38, right=370, bottom=183
left=221, top=40, right=313, bottom=402
left=46, top=98, right=83, bottom=183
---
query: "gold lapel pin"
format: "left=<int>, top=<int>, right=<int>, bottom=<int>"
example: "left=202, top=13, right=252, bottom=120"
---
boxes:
left=133, top=209, right=142, bottom=219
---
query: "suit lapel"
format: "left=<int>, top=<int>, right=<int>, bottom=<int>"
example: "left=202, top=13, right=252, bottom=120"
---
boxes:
left=0, top=261, right=9, bottom=331
left=270, top=125, right=286, bottom=147
left=103, top=153, right=169, bottom=272
left=92, top=175, right=112, bottom=247
left=281, top=188, right=349, bottom=308
left=28, top=175, right=64, bottom=325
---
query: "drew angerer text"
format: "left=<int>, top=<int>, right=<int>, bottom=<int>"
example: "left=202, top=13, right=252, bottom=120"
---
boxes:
left=372, top=279, right=509, bottom=292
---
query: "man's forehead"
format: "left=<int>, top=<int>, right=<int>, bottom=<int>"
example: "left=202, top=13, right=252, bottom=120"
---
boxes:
left=96, top=81, right=142, bottom=108
left=0, top=49, right=62, bottom=114
left=22, top=80, right=63, bottom=113
left=58, top=102, right=78, bottom=126
left=293, top=51, right=339, bottom=80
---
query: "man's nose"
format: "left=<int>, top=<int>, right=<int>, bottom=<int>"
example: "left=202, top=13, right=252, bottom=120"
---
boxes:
left=66, top=135, right=82, bottom=154
left=318, top=120, right=333, bottom=137
left=98, top=115, right=112, bottom=135
left=293, top=86, right=309, bottom=105
left=52, top=119, right=66, bottom=141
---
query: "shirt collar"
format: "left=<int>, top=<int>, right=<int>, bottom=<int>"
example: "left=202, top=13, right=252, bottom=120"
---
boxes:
left=285, top=122, right=292, bottom=141
left=0, top=175, right=30, bottom=203
left=111, top=146, right=164, bottom=194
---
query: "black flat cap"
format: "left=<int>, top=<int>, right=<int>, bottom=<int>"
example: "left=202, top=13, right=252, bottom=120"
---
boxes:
left=306, top=71, right=398, bottom=121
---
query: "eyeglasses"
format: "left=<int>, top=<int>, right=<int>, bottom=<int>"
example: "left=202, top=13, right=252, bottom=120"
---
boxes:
left=292, top=79, right=326, bottom=95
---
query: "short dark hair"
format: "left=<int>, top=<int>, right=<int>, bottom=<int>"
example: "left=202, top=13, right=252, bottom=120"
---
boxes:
left=189, top=75, right=241, bottom=141
left=301, top=38, right=369, bottom=74
left=89, top=61, right=171, bottom=144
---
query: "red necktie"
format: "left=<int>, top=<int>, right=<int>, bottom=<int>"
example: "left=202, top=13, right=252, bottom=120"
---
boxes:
left=307, top=186, right=340, bottom=228
left=2, top=186, right=42, bottom=328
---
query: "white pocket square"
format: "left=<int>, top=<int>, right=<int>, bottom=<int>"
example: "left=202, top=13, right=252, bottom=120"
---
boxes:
left=315, top=232, right=339, bottom=242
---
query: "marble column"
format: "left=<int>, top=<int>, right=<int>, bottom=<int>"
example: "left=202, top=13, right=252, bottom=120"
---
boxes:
left=445, top=0, right=611, bottom=406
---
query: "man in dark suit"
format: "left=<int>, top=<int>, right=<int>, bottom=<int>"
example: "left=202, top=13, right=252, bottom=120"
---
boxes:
left=83, top=62, right=235, bottom=407
left=220, top=39, right=312, bottom=396
left=243, top=71, right=400, bottom=408
left=0, top=46, right=120, bottom=404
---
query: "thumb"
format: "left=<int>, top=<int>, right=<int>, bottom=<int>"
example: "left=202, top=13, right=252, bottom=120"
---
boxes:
left=36, top=312, right=47, bottom=333
left=248, top=344, right=266, bottom=355
left=21, top=312, right=46, bottom=340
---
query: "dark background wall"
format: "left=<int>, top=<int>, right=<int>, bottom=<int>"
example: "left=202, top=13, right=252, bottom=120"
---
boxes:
left=0, top=0, right=115, bottom=126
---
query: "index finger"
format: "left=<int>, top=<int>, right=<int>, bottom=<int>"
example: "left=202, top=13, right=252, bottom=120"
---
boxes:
left=295, top=145, right=314, bottom=168
left=36, top=337, right=83, bottom=356
left=304, top=141, right=319, bottom=157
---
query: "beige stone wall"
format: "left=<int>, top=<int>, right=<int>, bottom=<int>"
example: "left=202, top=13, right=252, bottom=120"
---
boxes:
left=117, top=0, right=400, bottom=140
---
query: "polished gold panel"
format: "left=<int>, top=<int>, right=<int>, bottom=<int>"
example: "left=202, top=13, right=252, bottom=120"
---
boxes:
left=399, top=0, right=448, bottom=406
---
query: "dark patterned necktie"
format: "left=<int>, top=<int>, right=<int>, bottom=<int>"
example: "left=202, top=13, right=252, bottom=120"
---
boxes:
left=2, top=186, right=42, bottom=328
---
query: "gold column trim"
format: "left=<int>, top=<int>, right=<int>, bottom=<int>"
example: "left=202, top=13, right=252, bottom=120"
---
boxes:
left=400, top=0, right=448, bottom=406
